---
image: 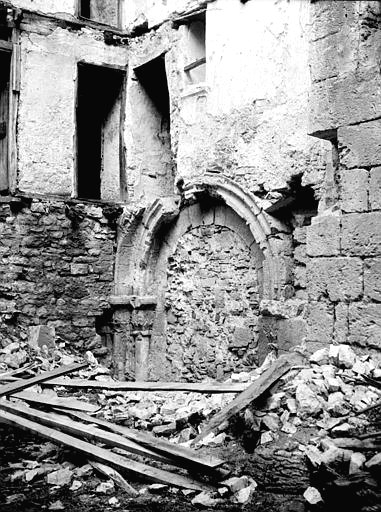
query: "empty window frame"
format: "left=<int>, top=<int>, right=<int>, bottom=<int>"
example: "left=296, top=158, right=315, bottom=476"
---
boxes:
left=0, top=46, right=11, bottom=192
left=76, top=63, right=125, bottom=201
left=132, top=55, right=174, bottom=194
left=78, top=0, right=121, bottom=28
left=184, top=13, right=206, bottom=84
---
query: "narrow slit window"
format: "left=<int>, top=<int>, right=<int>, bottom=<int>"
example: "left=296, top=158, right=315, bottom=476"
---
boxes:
left=76, top=63, right=125, bottom=201
left=0, top=49, right=11, bottom=192
left=78, top=0, right=121, bottom=28
left=184, top=14, right=206, bottom=84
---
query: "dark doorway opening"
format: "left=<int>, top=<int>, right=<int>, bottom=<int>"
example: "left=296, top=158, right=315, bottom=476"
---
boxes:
left=0, top=50, right=11, bottom=192
left=76, top=63, right=124, bottom=201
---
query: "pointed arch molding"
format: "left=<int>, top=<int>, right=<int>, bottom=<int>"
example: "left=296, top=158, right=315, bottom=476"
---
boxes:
left=113, top=174, right=289, bottom=300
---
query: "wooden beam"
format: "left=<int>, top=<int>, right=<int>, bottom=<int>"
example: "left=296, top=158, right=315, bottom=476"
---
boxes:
left=0, top=362, right=87, bottom=397
left=0, top=402, right=172, bottom=465
left=184, top=57, right=206, bottom=73
left=61, top=410, right=225, bottom=471
left=0, top=408, right=215, bottom=491
left=193, top=354, right=301, bottom=443
left=42, top=378, right=247, bottom=393
left=10, top=391, right=100, bottom=413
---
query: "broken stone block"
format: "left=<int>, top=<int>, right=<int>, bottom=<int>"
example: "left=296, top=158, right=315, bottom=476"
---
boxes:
left=233, top=480, right=257, bottom=505
left=303, top=487, right=323, bottom=505
left=262, top=414, right=281, bottom=432
left=69, top=480, right=82, bottom=491
left=365, top=452, right=381, bottom=471
left=295, top=383, right=322, bottom=417
left=49, top=500, right=65, bottom=511
left=96, top=480, right=115, bottom=494
left=327, top=392, right=349, bottom=417
left=260, top=431, right=274, bottom=445
left=349, top=452, right=366, bottom=474
left=310, top=347, right=329, bottom=365
left=222, top=476, right=250, bottom=493
left=191, top=491, right=222, bottom=507
left=47, top=468, right=73, bottom=487
left=337, top=344, right=356, bottom=369
left=108, top=497, right=120, bottom=508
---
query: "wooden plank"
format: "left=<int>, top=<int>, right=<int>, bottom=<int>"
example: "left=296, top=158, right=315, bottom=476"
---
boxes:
left=193, top=354, right=300, bottom=443
left=42, top=378, right=247, bottom=393
left=10, top=391, right=100, bottom=413
left=0, top=402, right=173, bottom=465
left=89, top=461, right=139, bottom=496
left=0, top=362, right=87, bottom=398
left=184, top=57, right=206, bottom=73
left=0, top=408, right=214, bottom=491
left=62, top=410, right=225, bottom=471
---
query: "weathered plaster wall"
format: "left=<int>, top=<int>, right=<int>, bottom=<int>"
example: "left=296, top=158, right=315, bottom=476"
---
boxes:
left=306, top=0, right=381, bottom=358
left=0, top=197, right=120, bottom=352
left=17, top=26, right=128, bottom=198
left=125, top=0, right=329, bottom=207
left=10, top=0, right=75, bottom=16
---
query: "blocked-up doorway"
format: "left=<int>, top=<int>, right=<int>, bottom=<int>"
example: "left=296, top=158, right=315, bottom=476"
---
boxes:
left=76, top=63, right=125, bottom=201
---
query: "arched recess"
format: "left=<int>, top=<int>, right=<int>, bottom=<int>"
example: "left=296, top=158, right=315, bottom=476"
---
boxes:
left=112, top=174, right=289, bottom=380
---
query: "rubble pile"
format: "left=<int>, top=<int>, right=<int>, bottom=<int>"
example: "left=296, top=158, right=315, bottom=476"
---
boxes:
left=0, top=339, right=381, bottom=510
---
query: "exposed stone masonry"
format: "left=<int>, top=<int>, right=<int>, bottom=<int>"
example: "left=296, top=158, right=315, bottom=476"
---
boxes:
left=0, top=197, right=119, bottom=352
left=165, top=224, right=259, bottom=381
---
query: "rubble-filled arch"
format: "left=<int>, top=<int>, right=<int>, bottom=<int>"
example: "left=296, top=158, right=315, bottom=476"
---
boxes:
left=112, top=175, right=289, bottom=380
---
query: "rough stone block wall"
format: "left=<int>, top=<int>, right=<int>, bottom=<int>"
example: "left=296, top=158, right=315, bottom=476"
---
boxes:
left=0, top=197, right=119, bottom=352
left=165, top=223, right=259, bottom=381
left=306, top=0, right=381, bottom=357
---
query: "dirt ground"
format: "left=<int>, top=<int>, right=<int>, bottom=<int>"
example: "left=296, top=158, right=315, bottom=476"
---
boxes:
left=0, top=425, right=308, bottom=512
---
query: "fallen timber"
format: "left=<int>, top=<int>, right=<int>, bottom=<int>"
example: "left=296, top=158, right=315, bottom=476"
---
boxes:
left=0, top=408, right=215, bottom=492
left=0, top=401, right=175, bottom=465
left=10, top=390, right=100, bottom=413
left=41, top=378, right=248, bottom=393
left=0, top=362, right=87, bottom=398
left=193, top=354, right=302, bottom=443
left=60, top=409, right=226, bottom=472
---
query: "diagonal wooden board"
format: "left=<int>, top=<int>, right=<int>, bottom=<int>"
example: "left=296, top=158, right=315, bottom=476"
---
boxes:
left=62, top=409, right=225, bottom=471
left=41, top=379, right=247, bottom=393
left=193, top=354, right=302, bottom=444
left=10, top=391, right=100, bottom=413
left=0, top=401, right=173, bottom=465
left=0, top=362, right=87, bottom=398
left=0, top=408, right=215, bottom=492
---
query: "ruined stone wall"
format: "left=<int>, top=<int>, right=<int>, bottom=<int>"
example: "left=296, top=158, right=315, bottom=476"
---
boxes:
left=0, top=196, right=118, bottom=353
left=306, top=0, right=381, bottom=358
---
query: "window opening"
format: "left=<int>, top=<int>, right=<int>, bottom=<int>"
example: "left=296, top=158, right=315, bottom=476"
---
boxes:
left=132, top=55, right=174, bottom=194
left=76, top=63, right=125, bottom=201
left=184, top=14, right=206, bottom=84
left=0, top=50, right=11, bottom=192
left=79, top=0, right=121, bottom=28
